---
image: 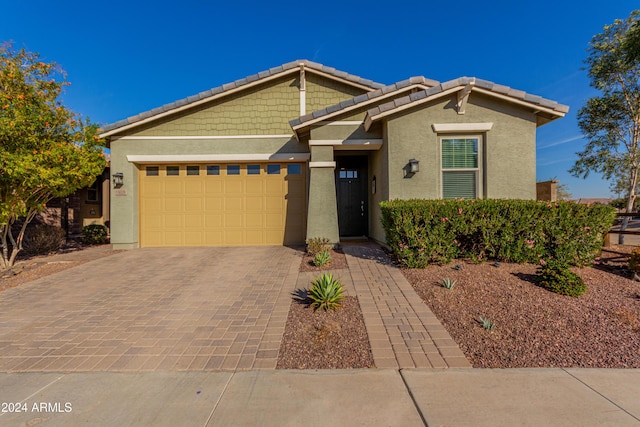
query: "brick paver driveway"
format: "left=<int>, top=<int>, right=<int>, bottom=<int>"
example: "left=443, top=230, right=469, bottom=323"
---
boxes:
left=0, top=247, right=301, bottom=372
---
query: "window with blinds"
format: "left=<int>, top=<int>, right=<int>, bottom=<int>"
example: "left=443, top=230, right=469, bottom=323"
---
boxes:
left=441, top=137, right=480, bottom=199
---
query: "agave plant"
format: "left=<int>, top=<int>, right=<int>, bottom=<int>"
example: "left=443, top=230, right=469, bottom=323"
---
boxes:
left=441, top=277, right=457, bottom=290
left=308, top=273, right=344, bottom=311
left=313, top=250, right=331, bottom=267
left=479, top=316, right=496, bottom=331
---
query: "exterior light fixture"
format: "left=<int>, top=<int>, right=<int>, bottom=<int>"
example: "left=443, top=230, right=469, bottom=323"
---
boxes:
left=409, top=159, right=420, bottom=173
left=112, top=172, right=124, bottom=188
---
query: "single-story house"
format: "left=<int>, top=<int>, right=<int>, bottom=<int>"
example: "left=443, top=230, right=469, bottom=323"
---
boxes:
left=99, top=60, right=568, bottom=249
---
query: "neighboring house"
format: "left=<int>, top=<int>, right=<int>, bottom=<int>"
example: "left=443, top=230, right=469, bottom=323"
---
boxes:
left=40, top=167, right=111, bottom=236
left=99, top=60, right=568, bottom=249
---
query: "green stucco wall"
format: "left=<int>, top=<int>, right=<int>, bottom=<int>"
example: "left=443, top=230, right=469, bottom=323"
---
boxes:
left=310, top=123, right=382, bottom=140
left=384, top=93, right=537, bottom=203
left=306, top=145, right=339, bottom=243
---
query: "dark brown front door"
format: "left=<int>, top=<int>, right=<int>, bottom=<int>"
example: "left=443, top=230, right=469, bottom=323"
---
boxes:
left=336, top=156, right=368, bottom=237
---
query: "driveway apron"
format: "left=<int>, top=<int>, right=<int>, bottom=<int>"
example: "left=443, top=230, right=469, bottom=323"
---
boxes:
left=0, top=247, right=300, bottom=372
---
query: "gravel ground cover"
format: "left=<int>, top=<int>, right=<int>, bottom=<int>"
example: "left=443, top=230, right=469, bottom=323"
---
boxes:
left=402, top=245, right=640, bottom=368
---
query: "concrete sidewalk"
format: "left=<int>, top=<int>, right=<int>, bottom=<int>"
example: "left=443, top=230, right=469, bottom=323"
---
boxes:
left=1, top=368, right=639, bottom=426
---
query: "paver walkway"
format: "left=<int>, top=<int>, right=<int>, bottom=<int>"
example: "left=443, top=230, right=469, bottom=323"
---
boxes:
left=342, top=244, right=470, bottom=368
left=0, top=243, right=469, bottom=372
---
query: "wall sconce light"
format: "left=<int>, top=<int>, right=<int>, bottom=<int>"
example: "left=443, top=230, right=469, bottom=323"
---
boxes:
left=112, top=172, right=124, bottom=188
left=409, top=159, right=420, bottom=173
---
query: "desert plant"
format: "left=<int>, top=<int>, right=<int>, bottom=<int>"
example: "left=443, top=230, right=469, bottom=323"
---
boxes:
left=629, top=248, right=640, bottom=274
left=441, top=277, right=457, bottom=290
left=537, top=262, right=587, bottom=297
left=313, top=250, right=331, bottom=267
left=306, top=237, right=332, bottom=256
left=82, top=224, right=109, bottom=245
left=308, top=273, right=344, bottom=311
left=22, top=223, right=66, bottom=256
left=479, top=316, right=495, bottom=331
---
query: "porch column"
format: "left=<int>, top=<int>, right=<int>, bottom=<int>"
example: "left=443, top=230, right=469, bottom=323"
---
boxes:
left=306, top=145, right=339, bottom=244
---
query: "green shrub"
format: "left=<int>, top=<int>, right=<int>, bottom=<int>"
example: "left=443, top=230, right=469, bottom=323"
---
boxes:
left=380, top=199, right=616, bottom=268
left=313, top=250, right=331, bottom=267
left=23, top=223, right=65, bottom=255
left=308, top=273, right=344, bottom=311
left=82, top=224, right=109, bottom=245
left=305, top=237, right=332, bottom=256
left=537, top=262, right=587, bottom=297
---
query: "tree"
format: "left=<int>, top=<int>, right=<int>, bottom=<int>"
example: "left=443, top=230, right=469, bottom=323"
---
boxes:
left=570, top=10, right=640, bottom=243
left=0, top=44, right=106, bottom=268
left=556, top=182, right=572, bottom=200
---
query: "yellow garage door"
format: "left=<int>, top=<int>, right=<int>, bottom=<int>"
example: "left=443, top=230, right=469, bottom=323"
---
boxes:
left=139, top=163, right=306, bottom=246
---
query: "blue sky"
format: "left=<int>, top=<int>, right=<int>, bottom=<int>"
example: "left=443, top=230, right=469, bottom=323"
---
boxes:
left=1, top=1, right=637, bottom=198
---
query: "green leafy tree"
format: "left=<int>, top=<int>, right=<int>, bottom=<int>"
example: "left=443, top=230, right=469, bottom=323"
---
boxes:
left=0, top=44, right=106, bottom=268
left=571, top=10, right=640, bottom=243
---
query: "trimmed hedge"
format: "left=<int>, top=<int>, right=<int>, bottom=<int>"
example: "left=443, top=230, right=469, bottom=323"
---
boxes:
left=380, top=199, right=616, bottom=268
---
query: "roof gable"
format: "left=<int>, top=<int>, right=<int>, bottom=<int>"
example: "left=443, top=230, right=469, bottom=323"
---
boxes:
left=289, top=76, right=439, bottom=132
left=363, top=77, right=569, bottom=130
left=99, top=60, right=384, bottom=138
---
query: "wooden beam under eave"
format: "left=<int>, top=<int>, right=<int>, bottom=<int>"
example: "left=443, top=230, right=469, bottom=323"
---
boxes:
left=457, top=82, right=473, bottom=115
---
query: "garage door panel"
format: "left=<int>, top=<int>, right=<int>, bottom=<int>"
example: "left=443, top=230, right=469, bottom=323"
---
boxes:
left=204, top=214, right=222, bottom=228
left=224, top=213, right=243, bottom=228
left=164, top=181, right=183, bottom=194
left=224, top=180, right=243, bottom=194
left=139, top=162, right=306, bottom=247
left=204, top=181, right=223, bottom=194
left=245, top=196, right=263, bottom=211
left=184, top=231, right=203, bottom=245
left=185, top=198, right=203, bottom=212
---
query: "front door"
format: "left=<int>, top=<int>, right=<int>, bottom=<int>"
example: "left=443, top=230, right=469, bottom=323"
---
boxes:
left=336, top=156, right=368, bottom=237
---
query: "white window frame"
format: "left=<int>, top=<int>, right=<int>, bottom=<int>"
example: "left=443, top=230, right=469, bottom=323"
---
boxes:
left=440, top=135, right=483, bottom=199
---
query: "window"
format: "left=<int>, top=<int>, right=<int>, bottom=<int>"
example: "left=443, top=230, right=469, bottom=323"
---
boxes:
left=267, top=164, right=281, bottom=175
left=287, top=164, right=302, bottom=175
left=227, top=165, right=240, bottom=175
left=206, top=165, right=220, bottom=175
left=186, top=165, right=200, bottom=176
left=166, top=166, right=180, bottom=176
left=86, top=179, right=100, bottom=202
left=247, top=164, right=261, bottom=175
left=441, top=137, right=481, bottom=199
left=146, top=166, right=159, bottom=176
left=339, top=169, right=358, bottom=179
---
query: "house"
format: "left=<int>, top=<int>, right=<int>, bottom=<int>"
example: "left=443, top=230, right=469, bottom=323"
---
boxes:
left=39, top=166, right=111, bottom=237
left=99, top=60, right=568, bottom=249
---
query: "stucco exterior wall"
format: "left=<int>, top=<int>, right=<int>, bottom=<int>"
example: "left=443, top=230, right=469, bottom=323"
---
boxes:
left=309, top=123, right=382, bottom=141
left=384, top=93, right=538, bottom=202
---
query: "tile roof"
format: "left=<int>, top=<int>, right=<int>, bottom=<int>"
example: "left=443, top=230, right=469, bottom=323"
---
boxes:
left=99, top=60, right=385, bottom=136
left=365, top=77, right=569, bottom=120
left=289, top=76, right=439, bottom=129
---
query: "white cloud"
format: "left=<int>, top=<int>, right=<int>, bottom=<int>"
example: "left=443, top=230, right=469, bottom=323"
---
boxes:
left=538, top=135, right=583, bottom=150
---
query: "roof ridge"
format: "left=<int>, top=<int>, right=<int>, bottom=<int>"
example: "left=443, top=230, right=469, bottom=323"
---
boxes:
left=365, top=76, right=570, bottom=119
left=100, top=60, right=385, bottom=136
